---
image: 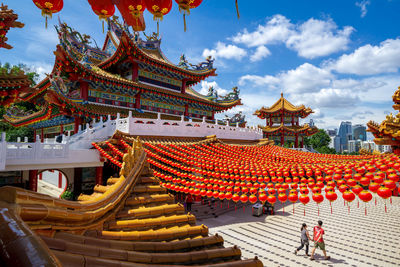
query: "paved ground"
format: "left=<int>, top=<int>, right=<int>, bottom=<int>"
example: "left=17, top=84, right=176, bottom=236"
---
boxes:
left=205, top=196, right=400, bottom=267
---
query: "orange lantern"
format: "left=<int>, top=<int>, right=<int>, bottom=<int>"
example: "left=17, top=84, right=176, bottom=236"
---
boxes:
left=33, top=0, right=64, bottom=28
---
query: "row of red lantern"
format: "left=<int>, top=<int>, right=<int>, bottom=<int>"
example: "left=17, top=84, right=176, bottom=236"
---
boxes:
left=92, top=142, right=122, bottom=168
left=33, top=0, right=203, bottom=32
left=105, top=141, right=125, bottom=158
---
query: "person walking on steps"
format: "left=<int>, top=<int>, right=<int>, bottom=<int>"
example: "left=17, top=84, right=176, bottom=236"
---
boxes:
left=295, top=223, right=311, bottom=256
left=185, top=194, right=193, bottom=212
left=310, top=220, right=330, bottom=261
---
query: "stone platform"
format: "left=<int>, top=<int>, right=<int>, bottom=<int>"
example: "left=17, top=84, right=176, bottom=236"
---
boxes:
left=206, top=196, right=400, bottom=267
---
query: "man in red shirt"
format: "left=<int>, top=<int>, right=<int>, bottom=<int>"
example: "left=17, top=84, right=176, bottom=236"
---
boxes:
left=310, top=220, right=330, bottom=261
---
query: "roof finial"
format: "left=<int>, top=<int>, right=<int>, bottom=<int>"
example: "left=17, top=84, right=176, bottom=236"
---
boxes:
left=281, top=92, right=283, bottom=98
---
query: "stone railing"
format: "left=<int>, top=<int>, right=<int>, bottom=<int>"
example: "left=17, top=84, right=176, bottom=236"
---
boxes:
left=116, top=112, right=263, bottom=140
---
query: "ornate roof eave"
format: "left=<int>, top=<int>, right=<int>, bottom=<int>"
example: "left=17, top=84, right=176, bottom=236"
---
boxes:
left=254, top=93, right=313, bottom=118
left=54, top=45, right=236, bottom=110
left=392, top=86, right=400, bottom=108
left=3, top=104, right=53, bottom=127
left=258, top=124, right=318, bottom=134
left=97, top=32, right=216, bottom=80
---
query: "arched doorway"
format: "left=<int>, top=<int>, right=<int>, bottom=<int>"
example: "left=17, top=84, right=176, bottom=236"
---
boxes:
left=37, top=169, right=68, bottom=198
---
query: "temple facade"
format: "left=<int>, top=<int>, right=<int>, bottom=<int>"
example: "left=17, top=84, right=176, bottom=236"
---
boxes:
left=367, top=86, right=400, bottom=155
left=254, top=93, right=318, bottom=147
left=2, top=18, right=241, bottom=140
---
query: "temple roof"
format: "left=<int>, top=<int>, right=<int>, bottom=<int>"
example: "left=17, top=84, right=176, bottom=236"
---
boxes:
left=254, top=93, right=313, bottom=118
left=392, top=86, right=400, bottom=110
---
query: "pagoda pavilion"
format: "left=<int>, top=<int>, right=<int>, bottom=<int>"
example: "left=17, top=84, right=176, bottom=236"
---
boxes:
left=2, top=18, right=241, bottom=140
left=367, top=86, right=400, bottom=155
left=254, top=93, right=318, bottom=147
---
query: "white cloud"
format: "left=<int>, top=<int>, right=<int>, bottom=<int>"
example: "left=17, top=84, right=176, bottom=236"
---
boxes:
left=292, top=88, right=360, bottom=108
left=280, top=63, right=333, bottom=93
left=231, top=15, right=353, bottom=59
left=238, top=74, right=280, bottom=88
left=286, top=19, right=354, bottom=59
left=356, top=0, right=371, bottom=18
left=202, top=42, right=247, bottom=61
left=23, top=61, right=53, bottom=81
left=250, top=46, right=271, bottom=62
left=231, top=15, right=293, bottom=47
left=327, top=38, right=400, bottom=75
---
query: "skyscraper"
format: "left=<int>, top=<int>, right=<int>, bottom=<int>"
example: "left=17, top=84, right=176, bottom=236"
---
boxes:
left=338, top=121, right=352, bottom=152
left=353, top=124, right=367, bottom=141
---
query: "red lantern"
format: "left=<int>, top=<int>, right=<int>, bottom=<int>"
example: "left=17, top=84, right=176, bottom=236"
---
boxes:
left=144, top=0, right=172, bottom=21
left=117, top=0, right=146, bottom=31
left=298, top=194, right=309, bottom=216
left=259, top=193, right=267, bottom=203
left=249, top=194, right=257, bottom=204
left=240, top=194, right=248, bottom=203
left=33, top=0, right=64, bottom=28
left=90, top=2, right=115, bottom=32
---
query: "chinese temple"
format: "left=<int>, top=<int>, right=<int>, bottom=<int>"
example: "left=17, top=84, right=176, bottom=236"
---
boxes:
left=2, top=17, right=242, bottom=139
left=254, top=93, right=318, bottom=147
left=367, top=86, right=400, bottom=155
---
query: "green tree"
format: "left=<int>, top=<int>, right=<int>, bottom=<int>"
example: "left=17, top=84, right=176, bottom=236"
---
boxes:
left=304, top=129, right=338, bottom=154
left=0, top=63, right=39, bottom=142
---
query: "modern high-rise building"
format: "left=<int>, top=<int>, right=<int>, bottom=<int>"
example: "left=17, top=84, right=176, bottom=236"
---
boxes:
left=353, top=124, right=367, bottom=141
left=348, top=139, right=361, bottom=153
left=337, top=121, right=352, bottom=152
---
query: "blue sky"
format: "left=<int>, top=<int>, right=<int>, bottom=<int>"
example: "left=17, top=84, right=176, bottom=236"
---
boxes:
left=2, top=0, right=400, bottom=135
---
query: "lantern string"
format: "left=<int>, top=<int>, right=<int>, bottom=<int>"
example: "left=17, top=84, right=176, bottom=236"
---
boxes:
left=330, top=202, right=333, bottom=214
left=235, top=0, right=240, bottom=19
left=183, top=14, right=187, bottom=32
left=292, top=204, right=294, bottom=214
left=157, top=21, right=159, bottom=36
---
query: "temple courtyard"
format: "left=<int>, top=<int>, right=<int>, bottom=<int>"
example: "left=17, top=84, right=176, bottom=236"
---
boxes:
left=203, top=197, right=400, bottom=267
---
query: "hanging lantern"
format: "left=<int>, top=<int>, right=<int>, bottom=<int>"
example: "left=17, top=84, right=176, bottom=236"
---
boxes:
left=175, top=0, right=202, bottom=31
left=358, top=190, right=372, bottom=215
left=33, top=0, right=64, bottom=28
left=116, top=0, right=147, bottom=31
left=90, top=2, right=115, bottom=32
left=377, top=186, right=392, bottom=212
left=299, top=194, right=310, bottom=216
left=249, top=194, right=257, bottom=204
left=144, top=0, right=172, bottom=21
left=312, top=193, right=324, bottom=216
left=325, top=191, right=337, bottom=214
left=342, top=190, right=355, bottom=213
left=288, top=192, right=298, bottom=214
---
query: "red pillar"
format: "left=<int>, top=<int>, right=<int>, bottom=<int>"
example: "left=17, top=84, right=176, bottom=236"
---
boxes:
left=60, top=124, right=64, bottom=134
left=181, top=79, right=187, bottom=94
left=95, top=166, right=103, bottom=185
left=39, top=172, right=42, bottom=180
left=291, top=115, right=294, bottom=126
left=295, top=134, right=299, bottom=148
left=131, top=62, right=138, bottom=81
left=74, top=116, right=80, bottom=134
left=79, top=80, right=89, bottom=101
left=58, top=171, right=63, bottom=188
left=184, top=104, right=189, bottom=117
left=281, top=133, right=284, bottom=146
left=40, top=128, right=44, bottom=142
left=211, top=111, right=215, bottom=120
left=269, top=115, right=272, bottom=126
left=33, top=129, right=36, bottom=142
left=135, top=92, right=141, bottom=109
left=29, top=170, right=38, bottom=192
left=300, top=137, right=304, bottom=148
left=281, top=111, right=284, bottom=124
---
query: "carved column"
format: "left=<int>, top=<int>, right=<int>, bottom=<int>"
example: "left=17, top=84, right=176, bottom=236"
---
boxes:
left=181, top=79, right=187, bottom=94
left=96, top=166, right=103, bottom=185
left=79, top=80, right=89, bottom=100
left=295, top=134, right=299, bottom=148
left=131, top=62, right=139, bottom=81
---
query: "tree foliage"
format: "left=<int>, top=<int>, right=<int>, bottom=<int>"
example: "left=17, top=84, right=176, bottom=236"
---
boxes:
left=304, top=129, right=338, bottom=154
left=0, top=63, right=39, bottom=142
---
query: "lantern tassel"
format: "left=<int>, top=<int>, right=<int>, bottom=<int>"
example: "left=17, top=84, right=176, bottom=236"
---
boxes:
left=357, top=200, right=359, bottom=208
left=303, top=206, right=305, bottom=216
left=375, top=197, right=377, bottom=206
left=102, top=20, right=104, bottom=33
left=348, top=204, right=350, bottom=214
left=157, top=21, right=159, bottom=36
left=318, top=205, right=320, bottom=216
left=183, top=14, right=187, bottom=32
left=390, top=197, right=392, bottom=205
left=330, top=202, right=333, bottom=214
left=293, top=204, right=295, bottom=214
left=220, top=202, right=222, bottom=208
left=385, top=202, right=387, bottom=213
left=45, top=16, right=48, bottom=29
left=228, top=202, right=229, bottom=208
left=235, top=0, right=240, bottom=19
left=235, top=204, right=237, bottom=212
left=365, top=203, right=367, bottom=216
